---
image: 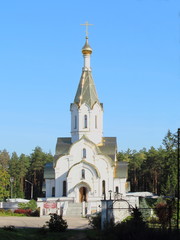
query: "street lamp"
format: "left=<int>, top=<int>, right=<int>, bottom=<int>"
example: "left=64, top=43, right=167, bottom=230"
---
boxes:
left=10, top=177, right=14, bottom=199
left=25, top=180, right=33, bottom=199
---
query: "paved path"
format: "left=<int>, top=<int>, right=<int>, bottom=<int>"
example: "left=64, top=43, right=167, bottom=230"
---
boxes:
left=0, top=216, right=90, bottom=229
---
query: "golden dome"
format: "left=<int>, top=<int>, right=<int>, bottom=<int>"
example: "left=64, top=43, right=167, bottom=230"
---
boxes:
left=82, top=37, right=92, bottom=55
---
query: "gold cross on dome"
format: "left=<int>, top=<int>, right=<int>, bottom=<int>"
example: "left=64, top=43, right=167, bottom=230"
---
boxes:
left=80, top=21, right=93, bottom=38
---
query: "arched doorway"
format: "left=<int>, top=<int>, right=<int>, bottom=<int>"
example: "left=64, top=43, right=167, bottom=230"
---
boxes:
left=79, top=187, right=87, bottom=202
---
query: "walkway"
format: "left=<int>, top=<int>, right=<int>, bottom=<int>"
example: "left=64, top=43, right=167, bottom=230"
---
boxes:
left=0, top=216, right=90, bottom=229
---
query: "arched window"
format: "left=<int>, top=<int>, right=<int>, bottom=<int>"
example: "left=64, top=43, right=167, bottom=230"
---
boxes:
left=52, top=187, right=55, bottom=197
left=95, top=115, right=97, bottom=129
left=63, top=181, right=67, bottom=196
left=115, top=186, right=119, bottom=194
left=74, top=116, right=77, bottom=129
left=82, top=169, right=85, bottom=179
left=102, top=180, right=105, bottom=195
left=84, top=115, right=87, bottom=128
left=83, top=148, right=86, bottom=158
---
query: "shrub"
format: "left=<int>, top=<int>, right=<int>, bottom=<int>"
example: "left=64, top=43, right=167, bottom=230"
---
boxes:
left=18, top=200, right=37, bottom=211
left=30, top=208, right=40, bottom=217
left=139, top=197, right=151, bottom=221
left=88, top=212, right=101, bottom=230
left=111, top=207, right=147, bottom=240
left=5, top=209, right=13, bottom=215
left=14, top=209, right=32, bottom=216
left=148, top=216, right=159, bottom=228
left=27, top=200, right=37, bottom=211
left=3, top=225, right=16, bottom=231
left=154, top=202, right=172, bottom=229
left=46, top=214, right=68, bottom=232
left=121, top=215, right=132, bottom=223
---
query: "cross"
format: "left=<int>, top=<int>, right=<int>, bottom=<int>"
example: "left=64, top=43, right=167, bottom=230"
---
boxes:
left=80, top=21, right=93, bottom=38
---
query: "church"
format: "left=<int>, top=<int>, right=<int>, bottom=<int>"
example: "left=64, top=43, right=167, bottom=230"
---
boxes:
left=42, top=29, right=129, bottom=215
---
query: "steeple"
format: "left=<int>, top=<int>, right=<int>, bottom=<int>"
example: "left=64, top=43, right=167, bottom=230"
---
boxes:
left=74, top=37, right=100, bottom=109
left=82, top=37, right=92, bottom=71
left=70, top=30, right=103, bottom=144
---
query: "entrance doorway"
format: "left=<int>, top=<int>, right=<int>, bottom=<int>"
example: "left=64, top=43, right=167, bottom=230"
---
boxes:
left=79, top=187, right=87, bottom=202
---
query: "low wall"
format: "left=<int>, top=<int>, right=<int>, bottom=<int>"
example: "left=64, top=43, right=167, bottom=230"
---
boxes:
left=0, top=199, right=30, bottom=210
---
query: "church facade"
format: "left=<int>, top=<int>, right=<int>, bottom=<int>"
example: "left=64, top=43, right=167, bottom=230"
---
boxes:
left=43, top=35, right=128, bottom=208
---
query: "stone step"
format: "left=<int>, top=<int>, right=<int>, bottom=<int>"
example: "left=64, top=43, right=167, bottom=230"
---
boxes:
left=66, top=203, right=82, bottom=217
left=68, top=203, right=82, bottom=207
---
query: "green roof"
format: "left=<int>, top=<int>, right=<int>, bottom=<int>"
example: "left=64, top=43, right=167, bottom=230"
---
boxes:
left=44, top=137, right=128, bottom=180
left=54, top=136, right=117, bottom=166
left=114, top=161, right=128, bottom=178
left=44, top=162, right=55, bottom=179
left=54, top=137, right=72, bottom=160
left=98, top=137, right=117, bottom=161
left=74, top=70, right=102, bottom=109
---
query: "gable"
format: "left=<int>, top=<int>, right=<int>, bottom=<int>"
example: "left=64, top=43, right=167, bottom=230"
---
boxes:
left=67, top=160, right=100, bottom=178
left=54, top=136, right=117, bottom=168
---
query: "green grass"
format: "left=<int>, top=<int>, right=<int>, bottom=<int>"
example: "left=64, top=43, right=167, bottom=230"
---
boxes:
left=0, top=209, right=26, bottom=217
left=0, top=213, right=25, bottom=216
left=0, top=227, right=179, bottom=240
left=0, top=228, right=94, bottom=240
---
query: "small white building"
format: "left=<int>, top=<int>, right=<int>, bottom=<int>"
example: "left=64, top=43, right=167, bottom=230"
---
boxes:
left=40, top=35, right=129, bottom=216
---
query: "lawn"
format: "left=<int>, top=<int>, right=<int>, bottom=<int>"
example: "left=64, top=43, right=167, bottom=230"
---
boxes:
left=1, top=227, right=179, bottom=240
left=0, top=228, right=96, bottom=240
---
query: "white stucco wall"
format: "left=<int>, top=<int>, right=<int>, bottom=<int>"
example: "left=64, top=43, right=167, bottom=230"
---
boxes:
left=45, top=179, right=55, bottom=198
left=52, top=137, right=127, bottom=201
left=71, top=102, right=103, bottom=144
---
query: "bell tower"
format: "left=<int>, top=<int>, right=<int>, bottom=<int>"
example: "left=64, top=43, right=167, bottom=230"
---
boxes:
left=70, top=27, right=103, bottom=144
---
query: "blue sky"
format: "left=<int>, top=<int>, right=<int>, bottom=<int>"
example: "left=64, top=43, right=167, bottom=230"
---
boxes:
left=0, top=0, right=179, bottom=156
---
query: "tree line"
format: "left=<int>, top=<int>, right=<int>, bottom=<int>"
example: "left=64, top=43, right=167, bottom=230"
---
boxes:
left=117, top=130, right=178, bottom=197
left=0, top=130, right=178, bottom=200
left=0, top=147, right=53, bottom=200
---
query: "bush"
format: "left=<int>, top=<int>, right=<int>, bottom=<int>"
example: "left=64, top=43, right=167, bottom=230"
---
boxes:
left=88, top=212, right=101, bottom=230
left=148, top=216, right=159, bottom=228
left=139, top=197, right=151, bottom=221
left=14, top=209, right=32, bottom=216
left=3, top=225, right=16, bottom=232
left=0, top=209, right=16, bottom=216
left=154, top=202, right=171, bottom=229
left=18, top=200, right=37, bottom=211
left=46, top=214, right=68, bottom=232
left=5, top=209, right=13, bottom=214
left=30, top=208, right=40, bottom=217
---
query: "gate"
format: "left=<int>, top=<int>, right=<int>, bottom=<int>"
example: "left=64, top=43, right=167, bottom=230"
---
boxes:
left=101, top=193, right=134, bottom=230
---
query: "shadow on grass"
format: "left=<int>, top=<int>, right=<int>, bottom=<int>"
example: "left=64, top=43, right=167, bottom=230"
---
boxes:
left=0, top=227, right=179, bottom=240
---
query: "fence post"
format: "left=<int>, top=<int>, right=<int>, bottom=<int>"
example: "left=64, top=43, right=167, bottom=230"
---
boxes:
left=101, top=200, right=114, bottom=230
left=101, top=200, right=107, bottom=230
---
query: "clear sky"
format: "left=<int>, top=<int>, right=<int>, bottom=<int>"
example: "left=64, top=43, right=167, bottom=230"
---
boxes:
left=0, top=0, right=179, bottom=156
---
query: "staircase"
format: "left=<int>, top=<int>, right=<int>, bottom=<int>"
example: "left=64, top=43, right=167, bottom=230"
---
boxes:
left=65, top=202, right=82, bottom=217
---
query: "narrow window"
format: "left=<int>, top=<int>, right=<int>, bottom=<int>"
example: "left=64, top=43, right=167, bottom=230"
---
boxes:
left=74, top=116, right=77, bottom=129
left=115, top=186, right=119, bottom=194
left=83, top=148, right=86, bottom=158
left=63, top=181, right=67, bottom=196
left=82, top=169, right=85, bottom=179
left=102, top=180, right=105, bottom=195
left=95, top=115, right=97, bottom=129
left=84, top=115, right=87, bottom=128
left=52, top=187, right=55, bottom=197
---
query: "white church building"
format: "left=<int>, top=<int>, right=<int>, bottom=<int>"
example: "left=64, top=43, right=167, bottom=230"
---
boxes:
left=39, top=33, right=130, bottom=216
